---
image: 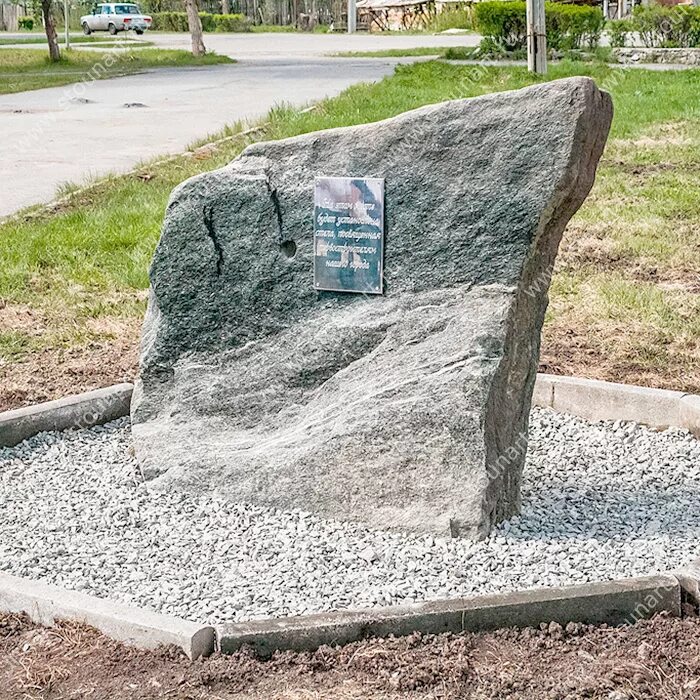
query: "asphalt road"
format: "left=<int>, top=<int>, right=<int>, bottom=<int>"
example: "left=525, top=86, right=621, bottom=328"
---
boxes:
left=0, top=33, right=479, bottom=217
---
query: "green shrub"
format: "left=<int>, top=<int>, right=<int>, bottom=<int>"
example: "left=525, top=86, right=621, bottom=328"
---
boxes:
left=428, top=6, right=475, bottom=32
left=631, top=5, right=700, bottom=48
left=474, top=1, right=603, bottom=53
left=150, top=11, right=189, bottom=31
left=150, top=11, right=250, bottom=32
left=18, top=16, right=34, bottom=30
left=199, top=13, right=215, bottom=31
left=607, top=18, right=632, bottom=48
left=474, top=1, right=526, bottom=50
left=547, top=3, right=604, bottom=49
left=212, top=13, right=250, bottom=31
left=476, top=36, right=508, bottom=55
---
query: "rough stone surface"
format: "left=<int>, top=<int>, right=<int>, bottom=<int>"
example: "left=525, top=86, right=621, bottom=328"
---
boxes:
left=132, top=77, right=612, bottom=538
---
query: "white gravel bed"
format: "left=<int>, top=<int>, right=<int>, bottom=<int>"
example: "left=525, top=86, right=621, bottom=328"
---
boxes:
left=1, top=407, right=699, bottom=625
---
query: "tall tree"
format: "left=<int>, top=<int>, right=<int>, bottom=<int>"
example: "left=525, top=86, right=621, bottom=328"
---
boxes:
left=39, top=0, right=61, bottom=61
left=184, top=0, right=206, bottom=56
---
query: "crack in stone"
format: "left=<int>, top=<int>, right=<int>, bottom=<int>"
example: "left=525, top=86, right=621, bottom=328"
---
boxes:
left=266, top=178, right=284, bottom=240
left=203, top=206, right=223, bottom=276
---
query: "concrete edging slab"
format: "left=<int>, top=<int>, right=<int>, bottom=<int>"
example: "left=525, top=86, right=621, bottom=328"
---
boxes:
left=0, top=570, right=683, bottom=659
left=218, top=575, right=681, bottom=657
left=532, top=374, right=700, bottom=436
left=0, top=383, right=134, bottom=448
left=0, top=571, right=215, bottom=659
left=679, top=394, right=700, bottom=437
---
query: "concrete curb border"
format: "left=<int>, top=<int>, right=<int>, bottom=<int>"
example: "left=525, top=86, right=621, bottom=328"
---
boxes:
left=218, top=575, right=681, bottom=656
left=1, top=373, right=698, bottom=449
left=0, top=383, right=134, bottom=448
left=0, top=572, right=683, bottom=660
left=0, top=572, right=215, bottom=660
left=532, top=373, right=700, bottom=436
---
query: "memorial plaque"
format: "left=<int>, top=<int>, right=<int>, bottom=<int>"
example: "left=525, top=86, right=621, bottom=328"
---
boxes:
left=314, top=176, right=384, bottom=294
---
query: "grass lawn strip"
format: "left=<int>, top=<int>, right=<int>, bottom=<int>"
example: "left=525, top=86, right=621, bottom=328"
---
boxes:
left=0, top=47, right=233, bottom=94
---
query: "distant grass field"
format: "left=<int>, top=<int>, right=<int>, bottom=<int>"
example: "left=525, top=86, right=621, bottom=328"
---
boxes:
left=332, top=46, right=471, bottom=58
left=1, top=60, right=699, bottom=407
left=0, top=47, right=233, bottom=94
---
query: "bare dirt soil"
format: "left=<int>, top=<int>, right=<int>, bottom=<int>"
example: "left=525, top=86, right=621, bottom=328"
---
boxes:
left=0, top=326, right=139, bottom=413
left=2, top=611, right=700, bottom=700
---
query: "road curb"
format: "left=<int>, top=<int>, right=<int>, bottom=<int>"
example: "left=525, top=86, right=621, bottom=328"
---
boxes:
left=0, top=572, right=215, bottom=659
left=532, top=374, right=700, bottom=436
left=0, top=383, right=133, bottom=448
left=218, top=575, right=681, bottom=657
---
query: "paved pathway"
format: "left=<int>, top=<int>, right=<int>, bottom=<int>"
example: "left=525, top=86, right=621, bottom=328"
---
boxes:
left=0, top=32, right=479, bottom=216
left=0, top=58, right=400, bottom=217
left=144, top=30, right=479, bottom=59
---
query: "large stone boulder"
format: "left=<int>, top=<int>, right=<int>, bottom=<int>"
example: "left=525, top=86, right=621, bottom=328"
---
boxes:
left=132, top=77, right=612, bottom=539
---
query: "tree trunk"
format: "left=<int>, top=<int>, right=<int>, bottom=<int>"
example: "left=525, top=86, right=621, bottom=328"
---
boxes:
left=222, top=0, right=230, bottom=14
left=42, top=0, right=61, bottom=62
left=184, top=0, right=206, bottom=56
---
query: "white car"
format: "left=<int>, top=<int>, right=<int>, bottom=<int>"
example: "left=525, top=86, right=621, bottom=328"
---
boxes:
left=81, top=3, right=152, bottom=35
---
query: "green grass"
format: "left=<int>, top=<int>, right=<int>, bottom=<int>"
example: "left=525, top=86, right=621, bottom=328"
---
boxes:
left=333, top=46, right=472, bottom=58
left=249, top=24, right=299, bottom=32
left=0, top=47, right=233, bottom=94
left=442, top=46, right=484, bottom=60
left=2, top=60, right=700, bottom=392
left=0, top=34, right=139, bottom=45
left=335, top=45, right=606, bottom=61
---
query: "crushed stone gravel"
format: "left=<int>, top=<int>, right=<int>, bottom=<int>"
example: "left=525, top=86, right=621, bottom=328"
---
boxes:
left=1, top=408, right=699, bottom=624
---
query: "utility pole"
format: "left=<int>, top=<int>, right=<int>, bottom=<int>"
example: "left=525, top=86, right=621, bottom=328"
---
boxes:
left=64, top=0, right=70, bottom=49
left=347, top=0, right=356, bottom=32
left=526, top=0, right=546, bottom=74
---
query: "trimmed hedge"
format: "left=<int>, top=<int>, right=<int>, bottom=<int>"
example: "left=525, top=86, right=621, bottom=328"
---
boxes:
left=150, top=11, right=251, bottom=32
left=474, top=1, right=603, bottom=52
left=474, top=1, right=525, bottom=51
left=547, top=3, right=604, bottom=49
left=211, top=13, right=251, bottom=31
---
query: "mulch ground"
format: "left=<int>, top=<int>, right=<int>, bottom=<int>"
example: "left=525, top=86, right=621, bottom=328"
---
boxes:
left=2, top=610, right=699, bottom=700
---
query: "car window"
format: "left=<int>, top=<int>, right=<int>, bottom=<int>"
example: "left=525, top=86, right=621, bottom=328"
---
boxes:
left=101, top=5, right=111, bottom=13
left=115, top=4, right=140, bottom=13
